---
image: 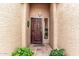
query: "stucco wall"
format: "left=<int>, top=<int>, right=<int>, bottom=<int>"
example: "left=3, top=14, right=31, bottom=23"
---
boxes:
left=22, top=3, right=30, bottom=47
left=26, top=4, right=30, bottom=47
left=30, top=4, right=50, bottom=18
left=49, top=4, right=57, bottom=49
left=57, top=4, right=79, bottom=55
left=0, top=4, right=22, bottom=55
left=49, top=4, right=54, bottom=48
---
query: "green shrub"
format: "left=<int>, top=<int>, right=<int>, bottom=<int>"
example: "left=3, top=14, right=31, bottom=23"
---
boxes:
left=11, top=48, right=34, bottom=56
left=49, top=49, right=64, bottom=56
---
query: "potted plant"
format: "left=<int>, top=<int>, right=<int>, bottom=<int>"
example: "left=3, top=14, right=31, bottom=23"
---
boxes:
left=11, top=48, right=34, bottom=56
left=49, top=49, right=64, bottom=56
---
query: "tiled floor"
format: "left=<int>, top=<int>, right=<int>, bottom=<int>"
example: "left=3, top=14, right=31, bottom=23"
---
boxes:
left=30, top=44, right=52, bottom=56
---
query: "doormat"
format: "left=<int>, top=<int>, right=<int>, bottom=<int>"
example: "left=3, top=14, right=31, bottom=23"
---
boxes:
left=37, top=48, right=43, bottom=51
left=33, top=44, right=44, bottom=47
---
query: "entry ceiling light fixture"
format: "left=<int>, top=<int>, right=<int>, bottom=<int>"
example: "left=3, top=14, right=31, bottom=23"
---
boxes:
left=38, top=11, right=42, bottom=17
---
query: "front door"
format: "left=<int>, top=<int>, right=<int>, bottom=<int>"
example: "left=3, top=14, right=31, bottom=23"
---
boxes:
left=31, top=18, right=42, bottom=44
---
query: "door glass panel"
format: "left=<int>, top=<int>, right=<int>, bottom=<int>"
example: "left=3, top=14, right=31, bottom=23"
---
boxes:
left=44, top=18, right=48, bottom=39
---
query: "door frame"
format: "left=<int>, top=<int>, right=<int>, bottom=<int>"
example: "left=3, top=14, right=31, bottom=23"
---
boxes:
left=30, top=17, right=43, bottom=44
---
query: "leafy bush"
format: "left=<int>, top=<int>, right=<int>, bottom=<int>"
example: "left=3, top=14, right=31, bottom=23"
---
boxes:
left=49, top=49, right=64, bottom=56
left=12, top=48, right=34, bottom=56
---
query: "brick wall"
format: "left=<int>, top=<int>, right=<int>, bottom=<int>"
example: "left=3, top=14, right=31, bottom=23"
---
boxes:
left=0, top=4, right=22, bottom=55
left=57, top=4, right=79, bottom=55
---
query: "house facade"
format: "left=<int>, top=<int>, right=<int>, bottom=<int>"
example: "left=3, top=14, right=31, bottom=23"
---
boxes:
left=0, top=3, right=79, bottom=56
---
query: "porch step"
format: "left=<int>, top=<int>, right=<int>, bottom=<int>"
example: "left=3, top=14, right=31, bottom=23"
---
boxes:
left=30, top=44, right=52, bottom=56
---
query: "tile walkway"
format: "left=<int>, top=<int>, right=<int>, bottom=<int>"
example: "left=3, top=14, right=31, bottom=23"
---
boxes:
left=30, top=44, right=52, bottom=56
left=0, top=44, right=52, bottom=56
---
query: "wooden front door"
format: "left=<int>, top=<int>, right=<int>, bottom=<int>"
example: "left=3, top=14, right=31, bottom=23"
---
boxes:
left=31, top=18, right=42, bottom=44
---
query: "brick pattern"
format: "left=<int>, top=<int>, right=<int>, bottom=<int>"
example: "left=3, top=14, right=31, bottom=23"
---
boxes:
left=30, top=44, right=52, bottom=56
left=0, top=4, right=22, bottom=55
left=57, top=4, right=79, bottom=55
